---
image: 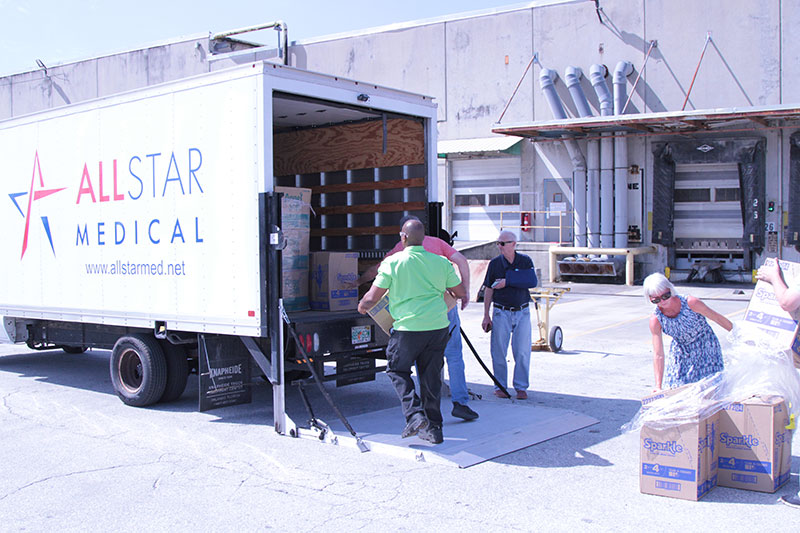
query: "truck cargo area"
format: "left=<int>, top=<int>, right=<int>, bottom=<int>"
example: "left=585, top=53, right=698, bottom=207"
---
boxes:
left=0, top=61, right=443, bottom=444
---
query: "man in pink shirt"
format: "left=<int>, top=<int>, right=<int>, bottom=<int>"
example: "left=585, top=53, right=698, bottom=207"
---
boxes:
left=354, top=216, right=478, bottom=421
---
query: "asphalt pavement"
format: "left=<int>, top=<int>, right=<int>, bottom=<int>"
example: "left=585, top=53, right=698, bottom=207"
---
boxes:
left=1, top=281, right=798, bottom=531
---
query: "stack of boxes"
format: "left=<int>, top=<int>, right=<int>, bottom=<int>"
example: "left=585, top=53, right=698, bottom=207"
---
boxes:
left=639, top=257, right=798, bottom=501
left=275, top=187, right=359, bottom=313
left=276, top=187, right=311, bottom=312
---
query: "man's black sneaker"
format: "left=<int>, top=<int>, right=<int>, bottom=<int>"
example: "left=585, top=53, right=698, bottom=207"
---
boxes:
left=401, top=413, right=428, bottom=438
left=780, top=494, right=800, bottom=509
left=452, top=402, right=479, bottom=420
left=418, top=425, right=444, bottom=444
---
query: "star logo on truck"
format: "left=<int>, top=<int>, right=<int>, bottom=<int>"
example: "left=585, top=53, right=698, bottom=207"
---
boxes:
left=9, top=151, right=66, bottom=259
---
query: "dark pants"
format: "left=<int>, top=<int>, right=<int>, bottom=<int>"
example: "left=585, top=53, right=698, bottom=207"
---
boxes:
left=386, top=327, right=449, bottom=427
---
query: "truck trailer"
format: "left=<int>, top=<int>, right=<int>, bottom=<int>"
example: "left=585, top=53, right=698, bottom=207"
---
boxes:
left=0, top=61, right=440, bottom=438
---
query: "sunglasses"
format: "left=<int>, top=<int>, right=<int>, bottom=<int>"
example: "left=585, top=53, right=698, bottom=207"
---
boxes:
left=497, top=241, right=515, bottom=246
left=650, top=291, right=672, bottom=304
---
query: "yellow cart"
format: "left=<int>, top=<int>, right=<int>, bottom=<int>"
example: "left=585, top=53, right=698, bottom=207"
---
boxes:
left=530, top=287, right=570, bottom=352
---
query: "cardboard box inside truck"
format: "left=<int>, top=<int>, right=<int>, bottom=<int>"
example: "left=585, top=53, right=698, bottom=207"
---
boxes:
left=276, top=187, right=311, bottom=312
left=717, top=395, right=792, bottom=493
left=743, top=257, right=800, bottom=368
left=310, top=252, right=359, bottom=311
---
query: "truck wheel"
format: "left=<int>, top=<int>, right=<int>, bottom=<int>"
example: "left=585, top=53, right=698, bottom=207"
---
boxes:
left=110, top=334, right=167, bottom=407
left=159, top=341, right=189, bottom=402
left=61, top=345, right=87, bottom=354
left=549, top=326, right=563, bottom=353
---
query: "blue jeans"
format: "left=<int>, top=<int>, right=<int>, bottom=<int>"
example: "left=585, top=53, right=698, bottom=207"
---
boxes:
left=490, top=306, right=532, bottom=391
left=444, top=306, right=469, bottom=405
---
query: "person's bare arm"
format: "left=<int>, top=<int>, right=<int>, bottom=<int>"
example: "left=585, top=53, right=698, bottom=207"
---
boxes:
left=481, top=286, right=494, bottom=332
left=448, top=281, right=467, bottom=303
left=449, top=251, right=471, bottom=310
left=756, top=261, right=800, bottom=312
left=687, top=296, right=733, bottom=331
left=350, top=263, right=380, bottom=288
left=357, top=285, right=388, bottom=314
left=649, top=315, right=665, bottom=391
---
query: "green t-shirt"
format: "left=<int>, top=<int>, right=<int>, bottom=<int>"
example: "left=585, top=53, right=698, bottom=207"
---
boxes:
left=373, top=245, right=461, bottom=331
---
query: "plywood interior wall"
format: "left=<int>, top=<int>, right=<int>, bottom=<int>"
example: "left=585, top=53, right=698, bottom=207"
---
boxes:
left=273, top=118, right=425, bottom=176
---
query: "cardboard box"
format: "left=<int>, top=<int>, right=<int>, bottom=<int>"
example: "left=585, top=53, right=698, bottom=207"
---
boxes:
left=717, top=395, right=792, bottom=492
left=743, top=257, right=800, bottom=368
left=276, top=187, right=311, bottom=312
left=366, top=291, right=457, bottom=335
left=640, top=384, right=692, bottom=407
left=367, top=293, right=394, bottom=335
left=640, top=410, right=720, bottom=501
left=310, top=252, right=359, bottom=311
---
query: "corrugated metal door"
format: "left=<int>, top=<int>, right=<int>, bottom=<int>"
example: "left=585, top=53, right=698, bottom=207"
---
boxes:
left=451, top=157, right=521, bottom=241
left=673, top=162, right=744, bottom=270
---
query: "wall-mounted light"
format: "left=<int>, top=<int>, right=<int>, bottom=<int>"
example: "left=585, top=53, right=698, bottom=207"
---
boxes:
left=357, top=93, right=369, bottom=102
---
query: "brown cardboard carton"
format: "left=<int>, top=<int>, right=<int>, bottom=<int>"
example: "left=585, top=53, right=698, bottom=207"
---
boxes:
left=639, top=410, right=720, bottom=501
left=743, top=257, right=800, bottom=368
left=309, top=252, right=359, bottom=311
left=276, top=187, right=311, bottom=312
left=366, top=291, right=458, bottom=336
left=640, top=384, right=692, bottom=407
left=366, top=293, right=394, bottom=336
left=717, top=395, right=793, bottom=492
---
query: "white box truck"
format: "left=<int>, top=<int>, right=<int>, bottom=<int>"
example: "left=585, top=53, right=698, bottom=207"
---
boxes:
left=0, top=61, right=440, bottom=436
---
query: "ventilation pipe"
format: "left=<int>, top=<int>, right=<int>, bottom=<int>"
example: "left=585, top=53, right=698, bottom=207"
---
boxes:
left=539, top=68, right=587, bottom=246
left=565, top=67, right=600, bottom=248
left=589, top=64, right=614, bottom=248
left=613, top=61, right=634, bottom=248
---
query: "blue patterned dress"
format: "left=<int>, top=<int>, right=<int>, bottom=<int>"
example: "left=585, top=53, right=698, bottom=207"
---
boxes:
left=655, top=295, right=724, bottom=388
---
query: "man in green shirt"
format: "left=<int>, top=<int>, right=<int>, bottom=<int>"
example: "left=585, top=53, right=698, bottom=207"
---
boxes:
left=358, top=219, right=466, bottom=444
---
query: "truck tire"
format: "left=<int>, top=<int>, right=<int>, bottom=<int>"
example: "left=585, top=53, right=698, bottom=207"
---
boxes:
left=159, top=341, right=189, bottom=403
left=61, top=345, right=87, bottom=354
left=110, top=334, right=167, bottom=407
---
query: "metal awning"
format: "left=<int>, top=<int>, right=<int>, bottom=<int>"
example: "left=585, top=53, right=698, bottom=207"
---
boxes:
left=492, top=104, right=800, bottom=141
left=437, top=135, right=523, bottom=155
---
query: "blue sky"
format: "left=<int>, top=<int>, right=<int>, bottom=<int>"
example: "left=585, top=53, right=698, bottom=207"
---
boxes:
left=1, top=0, right=530, bottom=76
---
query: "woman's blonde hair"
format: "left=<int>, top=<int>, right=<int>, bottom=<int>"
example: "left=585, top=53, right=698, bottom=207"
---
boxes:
left=643, top=273, right=677, bottom=302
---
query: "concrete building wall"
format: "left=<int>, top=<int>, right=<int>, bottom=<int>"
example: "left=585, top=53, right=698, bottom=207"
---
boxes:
left=782, top=0, right=800, bottom=103
left=441, top=11, right=534, bottom=139
left=645, top=0, right=781, bottom=109
left=293, top=25, right=448, bottom=122
left=0, top=38, right=210, bottom=120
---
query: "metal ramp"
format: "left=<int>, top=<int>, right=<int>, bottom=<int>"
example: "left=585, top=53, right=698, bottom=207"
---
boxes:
left=324, top=400, right=598, bottom=468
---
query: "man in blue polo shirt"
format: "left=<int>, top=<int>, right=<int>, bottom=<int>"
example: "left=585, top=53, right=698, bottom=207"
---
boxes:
left=481, top=230, right=538, bottom=400
left=358, top=219, right=466, bottom=444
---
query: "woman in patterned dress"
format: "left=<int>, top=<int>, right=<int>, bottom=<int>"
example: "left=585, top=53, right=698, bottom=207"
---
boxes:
left=644, top=273, right=733, bottom=391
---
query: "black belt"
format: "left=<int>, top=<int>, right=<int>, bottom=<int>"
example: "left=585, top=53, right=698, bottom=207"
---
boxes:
left=494, top=302, right=529, bottom=312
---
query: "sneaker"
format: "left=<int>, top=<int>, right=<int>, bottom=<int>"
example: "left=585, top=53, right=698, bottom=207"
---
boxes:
left=494, top=389, right=511, bottom=399
left=780, top=494, right=800, bottom=509
left=452, top=402, right=479, bottom=420
left=516, top=389, right=528, bottom=400
left=401, top=413, right=428, bottom=439
left=418, top=425, right=444, bottom=444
